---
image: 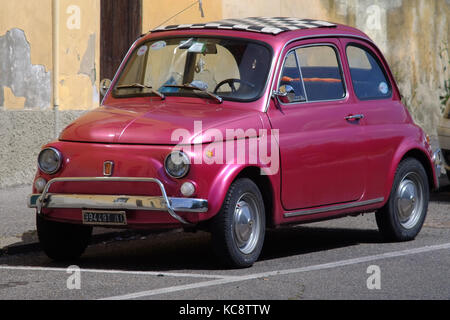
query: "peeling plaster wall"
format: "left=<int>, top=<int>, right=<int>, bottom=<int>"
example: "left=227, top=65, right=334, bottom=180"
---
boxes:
left=0, top=29, right=51, bottom=110
left=323, top=0, right=450, bottom=136
left=58, top=0, right=100, bottom=111
left=0, top=0, right=53, bottom=70
left=0, top=0, right=100, bottom=188
left=0, top=0, right=100, bottom=112
left=0, top=0, right=53, bottom=110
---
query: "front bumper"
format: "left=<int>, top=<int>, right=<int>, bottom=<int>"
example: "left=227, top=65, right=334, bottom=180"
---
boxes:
left=28, top=177, right=208, bottom=225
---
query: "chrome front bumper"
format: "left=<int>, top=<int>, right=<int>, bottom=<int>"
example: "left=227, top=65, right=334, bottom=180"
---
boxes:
left=28, top=177, right=208, bottom=225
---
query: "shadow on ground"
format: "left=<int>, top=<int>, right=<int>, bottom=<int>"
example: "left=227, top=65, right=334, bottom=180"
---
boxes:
left=0, top=225, right=384, bottom=272
left=430, top=184, right=450, bottom=203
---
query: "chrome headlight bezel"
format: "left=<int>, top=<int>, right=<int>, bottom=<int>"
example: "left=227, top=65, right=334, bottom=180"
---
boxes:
left=164, top=151, right=190, bottom=179
left=38, top=147, right=63, bottom=175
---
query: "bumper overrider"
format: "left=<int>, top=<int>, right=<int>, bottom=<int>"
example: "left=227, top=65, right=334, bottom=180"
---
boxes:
left=28, top=177, right=208, bottom=225
left=432, top=148, right=447, bottom=189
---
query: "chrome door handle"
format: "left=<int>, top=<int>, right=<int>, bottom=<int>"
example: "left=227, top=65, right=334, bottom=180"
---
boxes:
left=345, top=114, right=365, bottom=121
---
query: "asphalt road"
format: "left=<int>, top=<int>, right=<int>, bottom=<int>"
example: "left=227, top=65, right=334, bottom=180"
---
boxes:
left=0, top=184, right=449, bottom=301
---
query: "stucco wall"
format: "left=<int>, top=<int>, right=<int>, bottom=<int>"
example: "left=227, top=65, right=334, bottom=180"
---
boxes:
left=0, top=0, right=99, bottom=188
left=223, top=0, right=450, bottom=135
left=326, top=0, right=449, bottom=136
left=0, top=110, right=86, bottom=188
left=57, top=0, right=100, bottom=111
left=142, top=0, right=223, bottom=31
left=0, top=0, right=53, bottom=110
left=0, top=0, right=100, bottom=111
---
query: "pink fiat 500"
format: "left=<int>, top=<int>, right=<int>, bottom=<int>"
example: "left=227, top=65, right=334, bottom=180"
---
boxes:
left=29, top=18, right=438, bottom=268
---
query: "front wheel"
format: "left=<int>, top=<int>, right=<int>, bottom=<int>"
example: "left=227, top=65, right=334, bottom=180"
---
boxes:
left=376, top=158, right=429, bottom=241
left=37, top=214, right=93, bottom=261
left=210, top=178, right=266, bottom=268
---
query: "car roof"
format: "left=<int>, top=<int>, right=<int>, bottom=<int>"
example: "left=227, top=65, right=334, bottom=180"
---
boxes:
left=152, top=17, right=338, bottom=35
left=148, top=17, right=371, bottom=45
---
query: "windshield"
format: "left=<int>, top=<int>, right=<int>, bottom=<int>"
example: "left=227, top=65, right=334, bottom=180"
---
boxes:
left=113, top=37, right=272, bottom=101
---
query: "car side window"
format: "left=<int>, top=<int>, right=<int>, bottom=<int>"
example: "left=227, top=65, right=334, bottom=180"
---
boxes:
left=296, top=46, right=346, bottom=102
left=279, top=51, right=307, bottom=102
left=346, top=45, right=392, bottom=100
left=279, top=45, right=346, bottom=103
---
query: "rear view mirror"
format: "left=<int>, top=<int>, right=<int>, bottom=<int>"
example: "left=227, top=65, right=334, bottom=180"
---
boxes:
left=180, top=39, right=218, bottom=54
left=100, top=79, right=112, bottom=96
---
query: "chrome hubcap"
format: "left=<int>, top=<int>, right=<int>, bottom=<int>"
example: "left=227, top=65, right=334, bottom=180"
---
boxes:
left=396, top=172, right=424, bottom=229
left=233, top=193, right=260, bottom=254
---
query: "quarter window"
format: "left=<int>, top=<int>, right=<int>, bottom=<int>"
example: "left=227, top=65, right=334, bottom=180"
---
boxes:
left=347, top=45, right=392, bottom=100
left=279, top=51, right=306, bottom=102
left=279, top=45, right=346, bottom=103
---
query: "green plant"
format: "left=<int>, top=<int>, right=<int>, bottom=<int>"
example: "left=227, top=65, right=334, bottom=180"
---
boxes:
left=439, top=43, right=450, bottom=113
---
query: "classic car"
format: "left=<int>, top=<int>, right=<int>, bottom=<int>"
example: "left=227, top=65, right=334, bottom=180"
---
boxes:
left=29, top=17, right=439, bottom=268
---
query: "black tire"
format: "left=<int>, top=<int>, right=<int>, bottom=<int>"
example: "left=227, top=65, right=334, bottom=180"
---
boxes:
left=210, top=178, right=266, bottom=268
left=376, top=158, right=429, bottom=242
left=37, top=214, right=92, bottom=261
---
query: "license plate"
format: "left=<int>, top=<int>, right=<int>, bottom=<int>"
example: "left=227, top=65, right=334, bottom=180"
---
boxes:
left=82, top=210, right=127, bottom=226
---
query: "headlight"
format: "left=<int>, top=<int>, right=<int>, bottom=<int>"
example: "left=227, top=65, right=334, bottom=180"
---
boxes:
left=165, top=151, right=190, bottom=179
left=38, top=148, right=62, bottom=175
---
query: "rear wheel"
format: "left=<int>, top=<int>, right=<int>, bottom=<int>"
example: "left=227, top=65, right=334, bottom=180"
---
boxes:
left=210, top=178, right=266, bottom=268
left=37, top=214, right=92, bottom=261
left=376, top=158, right=429, bottom=241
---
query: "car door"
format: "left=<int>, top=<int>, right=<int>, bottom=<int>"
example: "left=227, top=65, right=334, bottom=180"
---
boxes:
left=268, top=39, right=367, bottom=211
left=341, top=38, right=406, bottom=201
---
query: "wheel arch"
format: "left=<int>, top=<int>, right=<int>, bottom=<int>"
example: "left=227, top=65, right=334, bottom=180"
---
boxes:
left=400, top=149, right=436, bottom=191
left=235, top=166, right=276, bottom=228
left=386, top=147, right=437, bottom=201
left=206, top=164, right=279, bottom=227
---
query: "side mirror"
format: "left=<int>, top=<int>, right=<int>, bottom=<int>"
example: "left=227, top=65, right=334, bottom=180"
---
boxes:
left=100, top=79, right=112, bottom=96
left=273, top=85, right=298, bottom=104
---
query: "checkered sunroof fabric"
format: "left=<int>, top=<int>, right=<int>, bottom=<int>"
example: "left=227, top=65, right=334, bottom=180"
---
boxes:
left=152, top=17, right=337, bottom=35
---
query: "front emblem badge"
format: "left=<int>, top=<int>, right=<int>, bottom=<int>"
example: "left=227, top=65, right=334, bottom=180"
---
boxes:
left=103, top=161, right=114, bottom=177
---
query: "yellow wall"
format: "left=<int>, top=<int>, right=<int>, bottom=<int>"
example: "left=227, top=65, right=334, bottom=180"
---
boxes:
left=0, top=0, right=100, bottom=111
left=0, top=0, right=52, bottom=110
left=57, top=0, right=100, bottom=111
left=0, top=0, right=52, bottom=69
left=142, top=0, right=223, bottom=31
left=221, top=0, right=450, bottom=136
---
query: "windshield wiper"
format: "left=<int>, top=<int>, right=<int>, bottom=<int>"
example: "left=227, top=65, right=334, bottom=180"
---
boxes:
left=116, top=83, right=165, bottom=100
left=161, top=84, right=223, bottom=104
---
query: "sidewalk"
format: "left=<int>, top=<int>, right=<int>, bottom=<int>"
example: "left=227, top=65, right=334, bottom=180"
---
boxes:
left=0, top=185, right=36, bottom=249
left=0, top=185, right=137, bottom=254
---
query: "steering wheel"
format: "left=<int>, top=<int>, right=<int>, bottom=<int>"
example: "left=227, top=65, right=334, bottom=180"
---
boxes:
left=214, top=79, right=255, bottom=94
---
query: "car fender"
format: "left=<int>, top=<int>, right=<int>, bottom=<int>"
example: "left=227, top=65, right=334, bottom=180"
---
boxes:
left=204, top=163, right=281, bottom=222
left=383, top=137, right=437, bottom=203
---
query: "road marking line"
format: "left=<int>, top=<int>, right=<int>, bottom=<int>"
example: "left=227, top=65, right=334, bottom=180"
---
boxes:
left=100, top=242, right=450, bottom=300
left=0, top=266, right=233, bottom=280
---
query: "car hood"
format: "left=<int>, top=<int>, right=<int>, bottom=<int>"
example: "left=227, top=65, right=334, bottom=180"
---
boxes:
left=59, top=101, right=265, bottom=145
